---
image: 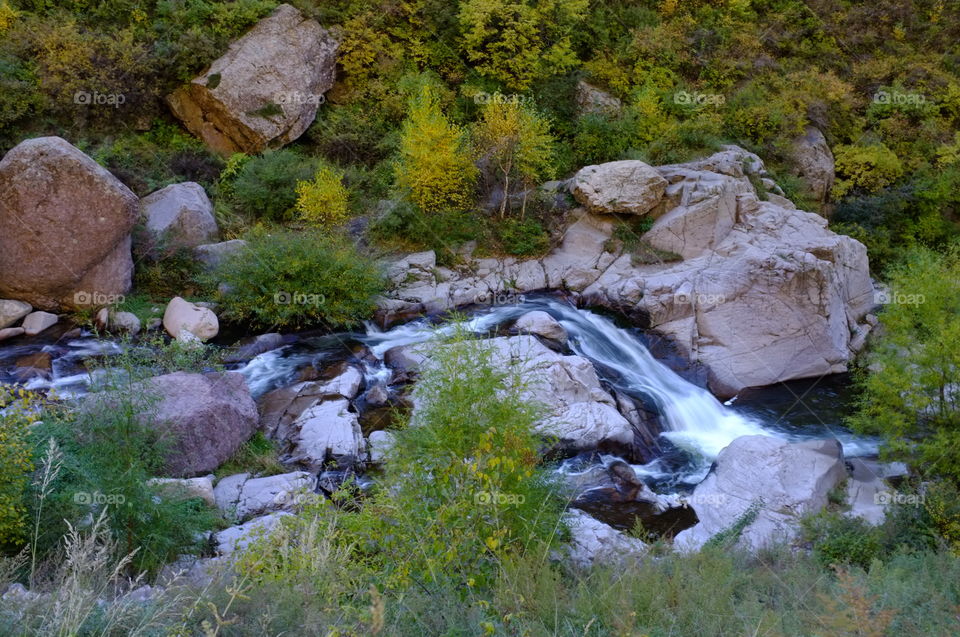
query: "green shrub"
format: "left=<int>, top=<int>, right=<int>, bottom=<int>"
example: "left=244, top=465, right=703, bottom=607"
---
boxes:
left=458, top=0, right=587, bottom=91
left=27, top=346, right=221, bottom=574
left=327, top=331, right=564, bottom=591
left=0, top=387, right=39, bottom=550
left=495, top=217, right=550, bottom=256
left=209, top=230, right=385, bottom=329
left=370, top=201, right=483, bottom=265
left=802, top=511, right=883, bottom=569
left=132, top=242, right=207, bottom=302
left=848, top=245, right=960, bottom=482
left=229, top=150, right=318, bottom=222
left=832, top=143, right=904, bottom=198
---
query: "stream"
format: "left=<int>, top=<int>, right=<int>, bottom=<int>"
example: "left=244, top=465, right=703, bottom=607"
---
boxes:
left=0, top=295, right=877, bottom=527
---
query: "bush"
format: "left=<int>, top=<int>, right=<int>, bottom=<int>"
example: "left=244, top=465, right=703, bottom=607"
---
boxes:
left=27, top=346, right=221, bottom=574
left=832, top=143, right=904, bottom=198
left=0, top=387, right=39, bottom=550
left=802, top=511, right=883, bottom=569
left=459, top=0, right=588, bottom=91
left=848, top=245, right=960, bottom=482
left=326, top=331, right=565, bottom=591
left=209, top=230, right=385, bottom=329
left=496, top=217, right=550, bottom=256
left=394, top=85, right=478, bottom=213
left=294, top=164, right=350, bottom=228
left=370, top=201, right=484, bottom=265
left=229, top=150, right=317, bottom=222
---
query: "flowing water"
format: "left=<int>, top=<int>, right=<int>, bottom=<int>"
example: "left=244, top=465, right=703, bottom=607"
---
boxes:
left=0, top=296, right=876, bottom=489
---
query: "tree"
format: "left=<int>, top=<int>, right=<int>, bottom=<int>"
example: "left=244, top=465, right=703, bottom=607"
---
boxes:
left=458, top=0, right=588, bottom=91
left=474, top=98, right=556, bottom=217
left=848, top=245, right=960, bottom=482
left=295, top=164, right=350, bottom=228
left=394, top=85, right=478, bottom=213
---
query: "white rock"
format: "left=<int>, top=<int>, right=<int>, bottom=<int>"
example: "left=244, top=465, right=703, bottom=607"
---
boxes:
left=291, top=399, right=364, bottom=469
left=0, top=299, right=31, bottom=329
left=845, top=458, right=890, bottom=526
left=673, top=435, right=847, bottom=552
left=565, top=509, right=647, bottom=568
left=317, top=366, right=363, bottom=399
left=148, top=476, right=216, bottom=507
left=21, top=311, right=58, bottom=335
left=140, top=182, right=218, bottom=249
left=215, top=471, right=316, bottom=521
left=367, top=430, right=395, bottom=464
left=570, top=160, right=668, bottom=215
left=163, top=296, right=218, bottom=341
left=214, top=512, right=292, bottom=555
left=110, top=310, right=141, bottom=335
left=421, top=335, right=633, bottom=452
left=514, top=310, right=567, bottom=343
left=213, top=473, right=250, bottom=513
left=0, top=327, right=24, bottom=342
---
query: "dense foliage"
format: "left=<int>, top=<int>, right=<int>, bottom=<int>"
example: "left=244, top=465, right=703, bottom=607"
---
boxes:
left=208, top=229, right=386, bottom=329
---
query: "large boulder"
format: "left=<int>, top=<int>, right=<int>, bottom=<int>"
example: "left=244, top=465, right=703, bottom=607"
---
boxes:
left=167, top=4, right=338, bottom=154
left=140, top=182, right=218, bottom=250
left=673, top=435, right=847, bottom=552
left=569, top=160, right=668, bottom=215
left=0, top=137, right=137, bottom=310
left=130, top=371, right=257, bottom=477
left=790, top=126, right=835, bottom=202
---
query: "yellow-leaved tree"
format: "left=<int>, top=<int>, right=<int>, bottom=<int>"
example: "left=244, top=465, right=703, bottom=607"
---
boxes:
left=394, top=85, right=478, bottom=213
left=295, top=164, right=350, bottom=228
left=474, top=99, right=556, bottom=217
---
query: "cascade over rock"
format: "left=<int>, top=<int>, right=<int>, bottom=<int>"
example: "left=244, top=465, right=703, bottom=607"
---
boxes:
left=380, top=146, right=875, bottom=396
